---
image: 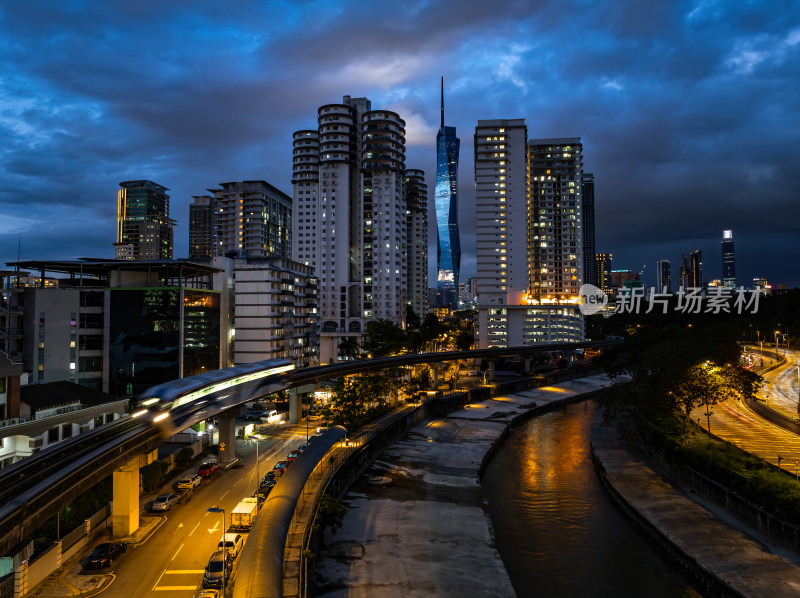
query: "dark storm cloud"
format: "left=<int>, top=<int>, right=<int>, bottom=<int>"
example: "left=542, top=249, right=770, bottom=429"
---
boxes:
left=1, top=0, right=798, bottom=287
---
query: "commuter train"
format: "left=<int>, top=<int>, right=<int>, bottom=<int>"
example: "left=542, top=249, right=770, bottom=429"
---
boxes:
left=132, top=358, right=294, bottom=425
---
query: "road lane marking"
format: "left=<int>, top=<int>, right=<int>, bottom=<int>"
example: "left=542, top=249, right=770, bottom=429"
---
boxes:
left=189, top=521, right=201, bottom=536
left=164, top=570, right=205, bottom=574
left=152, top=569, right=167, bottom=591
left=155, top=586, right=199, bottom=591
left=170, top=544, right=183, bottom=562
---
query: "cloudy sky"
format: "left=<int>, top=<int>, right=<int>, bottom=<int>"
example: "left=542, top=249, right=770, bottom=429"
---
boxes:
left=1, top=0, right=798, bottom=287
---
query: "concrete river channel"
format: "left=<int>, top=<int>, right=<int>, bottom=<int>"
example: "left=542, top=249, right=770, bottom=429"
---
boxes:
left=481, top=400, right=704, bottom=597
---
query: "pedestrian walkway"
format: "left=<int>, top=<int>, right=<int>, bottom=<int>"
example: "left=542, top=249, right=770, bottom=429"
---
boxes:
left=592, top=423, right=800, bottom=597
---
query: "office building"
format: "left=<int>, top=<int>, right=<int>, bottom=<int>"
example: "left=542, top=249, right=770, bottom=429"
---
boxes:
left=114, top=180, right=175, bottom=260
left=189, top=196, right=214, bottom=259
left=722, top=230, right=736, bottom=289
left=208, top=181, right=291, bottom=258
left=474, top=120, right=583, bottom=347
left=434, top=78, right=461, bottom=308
left=292, top=96, right=421, bottom=363
left=656, top=259, right=671, bottom=293
left=595, top=253, right=613, bottom=292
left=3, top=260, right=223, bottom=398
left=680, top=250, right=703, bottom=289
left=404, top=169, right=428, bottom=319
left=581, top=173, right=597, bottom=287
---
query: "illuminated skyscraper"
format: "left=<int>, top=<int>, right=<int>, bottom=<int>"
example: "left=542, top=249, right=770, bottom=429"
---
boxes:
left=722, top=230, right=736, bottom=288
left=404, top=169, right=428, bottom=319
left=434, top=78, right=461, bottom=307
left=114, top=180, right=175, bottom=260
left=680, top=250, right=703, bottom=289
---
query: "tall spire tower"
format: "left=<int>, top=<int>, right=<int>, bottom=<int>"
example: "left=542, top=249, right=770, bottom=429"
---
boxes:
left=434, top=77, right=461, bottom=308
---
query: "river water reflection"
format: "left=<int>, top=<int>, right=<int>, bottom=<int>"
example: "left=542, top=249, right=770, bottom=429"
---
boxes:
left=481, top=400, right=704, bottom=597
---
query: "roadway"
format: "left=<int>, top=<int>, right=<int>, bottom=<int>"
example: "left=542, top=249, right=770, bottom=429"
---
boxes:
left=758, top=348, right=800, bottom=414
left=694, top=349, right=800, bottom=473
left=91, top=421, right=314, bottom=597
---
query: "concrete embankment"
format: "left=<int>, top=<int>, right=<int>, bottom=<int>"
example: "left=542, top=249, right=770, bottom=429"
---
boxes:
left=313, top=374, right=618, bottom=597
left=591, top=423, right=800, bottom=597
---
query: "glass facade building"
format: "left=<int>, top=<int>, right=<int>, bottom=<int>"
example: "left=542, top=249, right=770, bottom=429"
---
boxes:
left=109, top=288, right=220, bottom=398
left=434, top=80, right=461, bottom=308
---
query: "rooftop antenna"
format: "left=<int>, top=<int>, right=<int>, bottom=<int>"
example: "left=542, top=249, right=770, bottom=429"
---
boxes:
left=440, top=76, right=445, bottom=129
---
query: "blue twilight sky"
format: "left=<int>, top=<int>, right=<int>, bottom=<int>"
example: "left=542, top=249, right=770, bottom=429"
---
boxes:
left=1, top=0, right=799, bottom=287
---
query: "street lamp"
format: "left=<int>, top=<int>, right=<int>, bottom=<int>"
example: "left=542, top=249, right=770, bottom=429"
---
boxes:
left=775, top=330, right=781, bottom=355
left=704, top=403, right=713, bottom=434
left=207, top=507, right=226, bottom=590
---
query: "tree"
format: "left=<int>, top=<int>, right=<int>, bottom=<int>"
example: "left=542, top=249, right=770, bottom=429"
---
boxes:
left=363, top=319, right=405, bottom=357
left=338, top=336, right=361, bottom=360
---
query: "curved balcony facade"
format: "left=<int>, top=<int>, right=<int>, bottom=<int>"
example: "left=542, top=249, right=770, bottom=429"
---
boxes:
left=292, top=130, right=319, bottom=183
left=318, top=104, right=357, bottom=165
left=361, top=111, right=405, bottom=173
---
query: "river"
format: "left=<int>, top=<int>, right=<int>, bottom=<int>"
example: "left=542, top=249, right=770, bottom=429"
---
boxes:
left=481, top=400, right=704, bottom=597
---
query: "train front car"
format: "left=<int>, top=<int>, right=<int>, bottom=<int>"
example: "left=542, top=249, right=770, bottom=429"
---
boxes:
left=132, top=359, right=295, bottom=432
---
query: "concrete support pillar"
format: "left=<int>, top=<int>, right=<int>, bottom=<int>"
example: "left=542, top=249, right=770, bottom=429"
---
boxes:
left=113, top=449, right=157, bottom=538
left=289, top=388, right=301, bottom=425
left=219, top=412, right=237, bottom=463
left=524, top=358, right=531, bottom=373
left=14, top=559, right=28, bottom=598
left=430, top=363, right=441, bottom=390
left=487, top=360, right=495, bottom=382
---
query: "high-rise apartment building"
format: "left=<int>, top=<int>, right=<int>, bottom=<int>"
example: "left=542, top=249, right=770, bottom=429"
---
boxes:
left=434, top=79, right=461, bottom=308
left=292, top=96, right=419, bottom=363
left=189, top=196, right=214, bottom=259
left=581, top=173, right=597, bottom=287
left=528, top=138, right=584, bottom=301
left=595, top=252, right=613, bottom=292
left=680, top=250, right=703, bottom=289
left=656, top=259, right=671, bottom=293
left=404, top=169, right=428, bottom=319
left=474, top=120, right=583, bottom=347
left=208, top=181, right=291, bottom=258
left=114, top=180, right=175, bottom=260
left=722, top=230, right=736, bottom=288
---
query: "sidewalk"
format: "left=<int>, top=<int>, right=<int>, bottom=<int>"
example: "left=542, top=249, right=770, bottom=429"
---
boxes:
left=592, top=422, right=800, bottom=597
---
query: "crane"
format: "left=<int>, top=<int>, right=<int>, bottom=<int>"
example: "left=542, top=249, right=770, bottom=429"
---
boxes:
left=639, top=264, right=647, bottom=286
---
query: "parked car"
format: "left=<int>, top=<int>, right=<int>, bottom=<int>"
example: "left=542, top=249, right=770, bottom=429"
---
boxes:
left=286, top=449, right=301, bottom=463
left=260, top=472, right=277, bottom=489
left=202, top=550, right=231, bottom=589
left=198, top=462, right=220, bottom=477
left=151, top=492, right=180, bottom=511
left=273, top=461, right=288, bottom=476
left=177, top=474, right=202, bottom=490
left=261, top=410, right=281, bottom=424
left=193, top=590, right=219, bottom=598
left=217, top=533, right=244, bottom=559
left=84, top=542, right=126, bottom=569
left=298, top=443, right=308, bottom=453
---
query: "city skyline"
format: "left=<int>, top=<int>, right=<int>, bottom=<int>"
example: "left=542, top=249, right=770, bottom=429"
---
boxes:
left=1, top=2, right=798, bottom=287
